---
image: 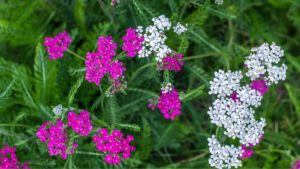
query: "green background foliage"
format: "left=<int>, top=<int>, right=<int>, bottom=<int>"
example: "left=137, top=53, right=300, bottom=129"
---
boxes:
left=0, top=0, right=300, bottom=168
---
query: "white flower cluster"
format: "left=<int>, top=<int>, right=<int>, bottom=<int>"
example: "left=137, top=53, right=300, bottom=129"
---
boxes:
left=245, top=42, right=287, bottom=85
left=137, top=15, right=188, bottom=61
left=215, top=0, right=223, bottom=5
left=173, top=22, right=188, bottom=35
left=53, top=104, right=63, bottom=116
left=207, top=42, right=287, bottom=169
left=161, top=82, right=172, bottom=93
left=208, top=70, right=243, bottom=98
left=208, top=135, right=243, bottom=168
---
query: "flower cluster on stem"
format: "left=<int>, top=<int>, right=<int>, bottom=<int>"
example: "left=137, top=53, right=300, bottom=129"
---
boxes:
left=36, top=119, right=78, bottom=159
left=67, top=111, right=93, bottom=137
left=43, top=31, right=72, bottom=60
left=158, top=52, right=184, bottom=71
left=137, top=15, right=187, bottom=62
left=92, top=128, right=135, bottom=165
left=148, top=85, right=181, bottom=121
left=207, top=42, right=287, bottom=169
left=0, top=143, right=31, bottom=169
left=291, top=156, right=300, bottom=169
left=85, top=36, right=127, bottom=95
left=122, top=28, right=144, bottom=57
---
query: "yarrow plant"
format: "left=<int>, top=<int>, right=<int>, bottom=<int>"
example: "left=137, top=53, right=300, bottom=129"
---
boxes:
left=207, top=42, right=287, bottom=169
left=136, top=15, right=187, bottom=63
left=122, top=28, right=144, bottom=57
left=291, top=156, right=300, bottom=169
left=43, top=31, right=72, bottom=60
left=0, top=143, right=31, bottom=169
left=36, top=119, right=78, bottom=159
left=67, top=111, right=93, bottom=137
left=148, top=84, right=181, bottom=121
left=92, top=128, right=135, bottom=165
left=36, top=110, right=93, bottom=159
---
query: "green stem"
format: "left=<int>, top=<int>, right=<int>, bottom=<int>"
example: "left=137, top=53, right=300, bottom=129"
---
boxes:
left=128, top=62, right=157, bottom=84
left=215, top=127, right=219, bottom=141
left=0, top=128, right=37, bottom=144
left=111, top=51, right=126, bottom=63
left=97, top=0, right=114, bottom=23
left=66, top=49, right=87, bottom=61
left=179, top=32, right=186, bottom=54
left=0, top=124, right=36, bottom=130
left=183, top=53, right=223, bottom=61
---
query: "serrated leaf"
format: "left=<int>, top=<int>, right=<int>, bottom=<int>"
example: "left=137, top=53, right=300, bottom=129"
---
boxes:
left=180, top=84, right=205, bottom=101
left=67, top=75, right=84, bottom=106
left=14, top=112, right=29, bottom=123
left=66, top=130, right=75, bottom=154
left=91, top=93, right=105, bottom=110
left=115, top=123, right=140, bottom=132
left=0, top=79, right=15, bottom=102
left=92, top=119, right=111, bottom=132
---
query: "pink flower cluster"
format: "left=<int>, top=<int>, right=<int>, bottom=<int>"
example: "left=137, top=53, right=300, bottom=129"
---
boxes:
left=111, top=0, right=120, bottom=5
left=122, top=28, right=143, bottom=57
left=92, top=128, right=135, bottom=165
left=148, top=86, right=182, bottom=120
left=36, top=119, right=78, bottom=159
left=85, top=36, right=126, bottom=88
left=239, top=135, right=264, bottom=159
left=0, top=143, right=31, bottom=169
left=43, top=31, right=72, bottom=60
left=67, top=111, right=93, bottom=137
left=291, top=156, right=300, bottom=169
left=250, top=79, right=269, bottom=96
left=159, top=53, right=183, bottom=71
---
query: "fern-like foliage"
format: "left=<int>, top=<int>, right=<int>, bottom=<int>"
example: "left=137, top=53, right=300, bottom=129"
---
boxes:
left=0, top=79, right=15, bottom=102
left=130, top=0, right=149, bottom=25
left=115, top=122, right=141, bottom=132
left=180, top=84, right=204, bottom=101
left=67, top=75, right=84, bottom=106
left=139, top=120, right=152, bottom=161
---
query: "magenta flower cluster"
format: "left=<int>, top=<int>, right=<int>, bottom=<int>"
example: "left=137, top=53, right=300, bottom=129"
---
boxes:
left=291, top=156, right=300, bottom=169
left=43, top=31, right=72, bottom=60
left=0, top=143, right=31, bottom=169
left=36, top=119, right=78, bottom=159
left=122, top=28, right=144, bottom=57
left=92, top=128, right=135, bottom=165
left=159, top=53, right=184, bottom=71
left=148, top=86, right=182, bottom=121
left=67, top=111, right=93, bottom=137
left=239, top=135, right=263, bottom=159
left=250, top=79, right=269, bottom=96
left=85, top=36, right=126, bottom=87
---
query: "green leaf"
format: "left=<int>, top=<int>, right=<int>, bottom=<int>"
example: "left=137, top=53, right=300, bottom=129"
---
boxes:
left=140, top=120, right=152, bottom=161
left=180, top=84, right=204, bottom=101
left=191, top=2, right=236, bottom=19
left=74, top=0, right=87, bottom=37
left=34, top=43, right=48, bottom=104
left=14, top=112, right=29, bottom=123
left=67, top=75, right=84, bottom=106
left=91, top=93, right=105, bottom=110
left=285, top=83, right=300, bottom=118
left=92, top=119, right=112, bottom=132
left=115, top=123, right=141, bottom=132
left=155, top=124, right=174, bottom=150
left=66, top=130, right=75, bottom=154
left=0, top=79, right=15, bottom=102
left=126, top=88, right=160, bottom=98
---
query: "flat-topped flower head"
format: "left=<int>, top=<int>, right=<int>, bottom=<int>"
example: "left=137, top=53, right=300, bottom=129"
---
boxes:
left=43, top=31, right=72, bottom=60
left=159, top=53, right=184, bottom=71
left=149, top=86, right=181, bottom=121
left=122, top=28, right=144, bottom=57
left=0, top=143, right=31, bottom=169
left=36, top=119, right=78, bottom=159
left=173, top=23, right=188, bottom=35
left=245, top=42, right=287, bottom=85
left=93, top=128, right=135, bottom=165
left=67, top=110, right=93, bottom=137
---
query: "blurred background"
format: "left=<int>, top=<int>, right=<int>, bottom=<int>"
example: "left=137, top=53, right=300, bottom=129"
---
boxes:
left=0, top=0, right=300, bottom=168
